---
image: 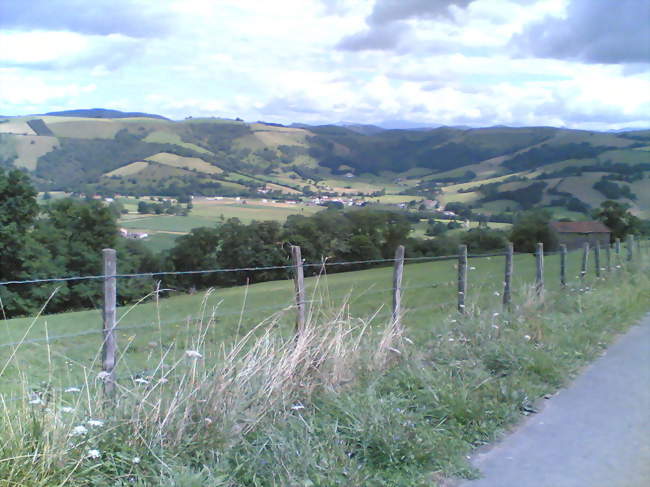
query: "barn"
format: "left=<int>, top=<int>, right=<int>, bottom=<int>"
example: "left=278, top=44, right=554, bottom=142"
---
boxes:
left=549, top=221, right=612, bottom=250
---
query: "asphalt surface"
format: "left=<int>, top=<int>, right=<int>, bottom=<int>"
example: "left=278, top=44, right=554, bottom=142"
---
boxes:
left=457, top=314, right=650, bottom=487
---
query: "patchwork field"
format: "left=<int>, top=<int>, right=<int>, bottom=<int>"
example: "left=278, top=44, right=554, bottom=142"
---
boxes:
left=145, top=152, right=223, bottom=174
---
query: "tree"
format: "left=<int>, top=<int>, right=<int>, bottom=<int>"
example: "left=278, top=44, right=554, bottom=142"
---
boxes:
left=510, top=210, right=558, bottom=253
left=592, top=200, right=640, bottom=241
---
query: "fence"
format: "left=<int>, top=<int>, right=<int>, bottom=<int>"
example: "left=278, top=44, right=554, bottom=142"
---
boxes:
left=0, top=236, right=647, bottom=400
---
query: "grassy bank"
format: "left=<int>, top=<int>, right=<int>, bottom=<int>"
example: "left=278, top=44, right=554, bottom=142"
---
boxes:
left=1, top=252, right=649, bottom=486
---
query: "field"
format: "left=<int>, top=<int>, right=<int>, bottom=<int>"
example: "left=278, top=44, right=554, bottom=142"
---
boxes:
left=145, top=152, right=223, bottom=174
left=1, top=243, right=649, bottom=486
left=116, top=197, right=324, bottom=250
left=0, top=248, right=607, bottom=395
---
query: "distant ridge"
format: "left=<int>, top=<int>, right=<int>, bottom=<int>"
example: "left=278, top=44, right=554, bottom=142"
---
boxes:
left=44, top=108, right=169, bottom=120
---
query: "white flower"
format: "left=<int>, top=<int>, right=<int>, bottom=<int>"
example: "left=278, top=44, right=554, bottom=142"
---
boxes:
left=450, top=319, right=457, bottom=323
left=204, top=417, right=213, bottom=425
left=470, top=266, right=476, bottom=270
left=448, top=338, right=455, bottom=342
left=494, top=291, right=500, bottom=296
left=87, top=419, right=104, bottom=427
left=28, top=397, right=43, bottom=405
left=87, top=449, right=101, bottom=459
left=459, top=304, right=465, bottom=308
left=71, top=425, right=88, bottom=436
left=493, top=312, right=500, bottom=317
left=132, top=457, right=141, bottom=464
left=64, top=387, right=81, bottom=393
left=492, top=325, right=499, bottom=329
left=134, top=378, right=149, bottom=385
left=61, top=407, right=74, bottom=413
left=97, top=371, right=111, bottom=381
left=291, top=403, right=305, bottom=411
left=524, top=335, right=531, bottom=341
left=185, top=350, right=203, bottom=359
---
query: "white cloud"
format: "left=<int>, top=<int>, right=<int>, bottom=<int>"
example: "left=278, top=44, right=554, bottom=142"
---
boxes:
left=0, top=0, right=648, bottom=130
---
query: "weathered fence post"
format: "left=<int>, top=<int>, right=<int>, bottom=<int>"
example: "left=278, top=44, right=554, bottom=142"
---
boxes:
left=535, top=243, right=544, bottom=298
left=392, top=245, right=405, bottom=328
left=102, top=248, right=117, bottom=397
left=615, top=237, right=621, bottom=265
left=606, top=241, right=612, bottom=272
left=458, top=245, right=467, bottom=313
left=627, top=234, right=634, bottom=262
left=594, top=241, right=601, bottom=278
left=560, top=244, right=567, bottom=287
left=291, top=245, right=306, bottom=335
left=580, top=242, right=590, bottom=280
left=503, top=242, right=513, bottom=309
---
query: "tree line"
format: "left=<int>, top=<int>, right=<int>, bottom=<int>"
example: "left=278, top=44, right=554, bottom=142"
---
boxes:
left=1, top=168, right=647, bottom=318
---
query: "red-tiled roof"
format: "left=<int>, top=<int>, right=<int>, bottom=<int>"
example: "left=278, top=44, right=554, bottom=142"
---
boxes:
left=549, top=221, right=611, bottom=233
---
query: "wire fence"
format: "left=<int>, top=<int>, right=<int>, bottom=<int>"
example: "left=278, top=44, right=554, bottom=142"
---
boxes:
left=1, top=236, right=648, bottom=401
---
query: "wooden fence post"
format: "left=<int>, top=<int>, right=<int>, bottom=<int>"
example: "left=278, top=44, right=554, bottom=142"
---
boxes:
left=560, top=244, right=567, bottom=287
left=291, top=245, right=306, bottom=335
left=102, top=248, right=117, bottom=397
left=627, top=234, right=634, bottom=262
left=615, top=238, right=621, bottom=268
left=594, top=241, right=601, bottom=278
left=580, top=242, right=590, bottom=280
left=392, top=245, right=405, bottom=328
left=606, top=242, right=612, bottom=272
left=458, top=245, right=467, bottom=313
left=535, top=243, right=544, bottom=298
left=503, top=242, right=513, bottom=309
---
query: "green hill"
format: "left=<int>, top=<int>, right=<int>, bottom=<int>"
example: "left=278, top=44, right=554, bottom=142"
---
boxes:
left=1, top=111, right=649, bottom=217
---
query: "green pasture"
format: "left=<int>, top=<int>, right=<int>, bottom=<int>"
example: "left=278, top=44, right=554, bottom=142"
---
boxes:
left=0, top=248, right=607, bottom=396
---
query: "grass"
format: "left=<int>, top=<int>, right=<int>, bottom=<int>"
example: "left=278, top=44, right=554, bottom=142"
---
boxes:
left=1, top=245, right=649, bottom=485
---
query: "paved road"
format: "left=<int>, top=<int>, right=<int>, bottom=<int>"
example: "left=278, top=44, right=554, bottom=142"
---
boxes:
left=457, top=314, right=650, bottom=487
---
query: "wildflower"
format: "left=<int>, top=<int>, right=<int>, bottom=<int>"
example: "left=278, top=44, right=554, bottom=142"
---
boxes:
left=28, top=396, right=43, bottom=405
left=494, top=291, right=500, bottom=296
left=158, top=377, right=169, bottom=384
left=492, top=325, right=499, bottom=329
left=448, top=338, right=455, bottom=342
left=97, top=371, right=111, bottom=382
left=132, top=457, right=141, bottom=464
left=185, top=350, right=203, bottom=359
left=524, top=335, right=531, bottom=341
left=291, top=403, right=305, bottom=411
left=87, top=419, right=104, bottom=427
left=71, top=425, right=88, bottom=436
left=87, top=449, right=101, bottom=459
left=134, top=378, right=149, bottom=385
left=450, top=319, right=457, bottom=323
left=470, top=266, right=476, bottom=270
left=204, top=417, right=213, bottom=425
left=64, top=387, right=81, bottom=393
left=61, top=407, right=74, bottom=413
left=493, top=312, right=500, bottom=317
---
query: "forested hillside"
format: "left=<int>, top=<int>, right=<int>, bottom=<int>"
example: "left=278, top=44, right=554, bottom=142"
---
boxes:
left=1, top=110, right=649, bottom=217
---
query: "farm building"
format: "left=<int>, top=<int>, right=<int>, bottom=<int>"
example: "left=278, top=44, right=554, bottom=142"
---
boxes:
left=549, top=221, right=611, bottom=249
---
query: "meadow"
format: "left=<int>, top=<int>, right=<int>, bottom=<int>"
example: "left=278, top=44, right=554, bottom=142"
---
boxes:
left=1, top=243, right=649, bottom=486
left=0, top=247, right=616, bottom=396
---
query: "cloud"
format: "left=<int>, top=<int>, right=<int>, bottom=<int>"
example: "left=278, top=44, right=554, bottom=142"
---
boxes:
left=512, top=0, right=650, bottom=64
left=337, top=0, right=477, bottom=51
left=0, top=0, right=172, bottom=37
left=0, top=31, right=143, bottom=70
left=368, top=0, right=475, bottom=25
left=336, top=22, right=409, bottom=51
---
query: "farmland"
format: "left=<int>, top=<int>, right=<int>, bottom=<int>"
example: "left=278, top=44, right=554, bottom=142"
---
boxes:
left=0, top=248, right=599, bottom=395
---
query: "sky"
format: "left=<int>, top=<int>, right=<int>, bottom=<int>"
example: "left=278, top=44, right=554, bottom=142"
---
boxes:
left=1, top=0, right=649, bottom=130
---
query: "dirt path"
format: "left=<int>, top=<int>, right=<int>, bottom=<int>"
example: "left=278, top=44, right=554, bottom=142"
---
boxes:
left=455, top=314, right=650, bottom=487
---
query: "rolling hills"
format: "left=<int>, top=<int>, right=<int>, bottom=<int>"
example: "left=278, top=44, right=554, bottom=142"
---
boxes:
left=1, top=110, right=649, bottom=218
